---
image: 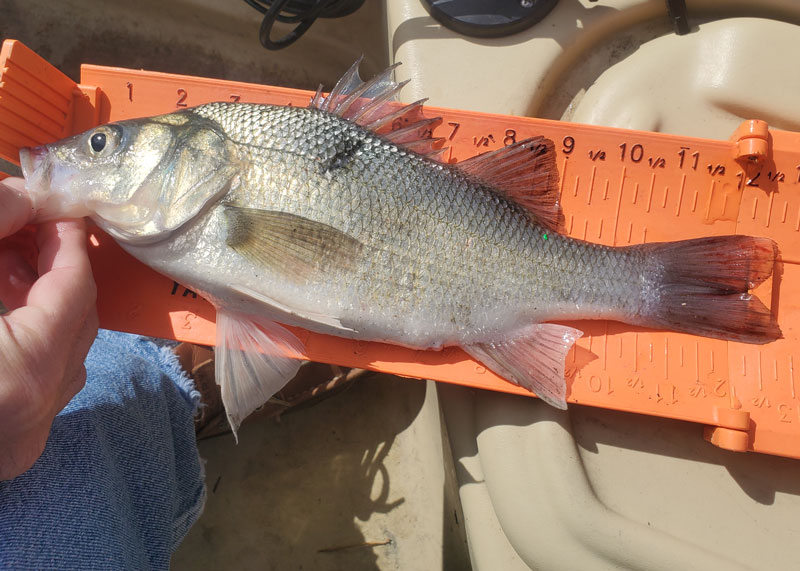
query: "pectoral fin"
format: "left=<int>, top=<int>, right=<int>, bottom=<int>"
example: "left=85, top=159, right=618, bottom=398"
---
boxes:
left=215, top=308, right=304, bottom=437
left=224, top=206, right=363, bottom=283
left=463, top=323, right=583, bottom=409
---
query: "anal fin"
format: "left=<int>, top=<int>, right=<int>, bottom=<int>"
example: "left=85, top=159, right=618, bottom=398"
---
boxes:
left=215, top=308, right=304, bottom=438
left=463, top=323, right=583, bottom=409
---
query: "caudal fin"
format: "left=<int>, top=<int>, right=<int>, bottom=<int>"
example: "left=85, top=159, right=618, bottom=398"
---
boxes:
left=634, top=235, right=781, bottom=344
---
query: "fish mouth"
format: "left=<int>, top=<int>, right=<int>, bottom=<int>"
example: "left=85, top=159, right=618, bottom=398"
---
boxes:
left=18, top=145, right=45, bottom=181
left=18, top=145, right=50, bottom=213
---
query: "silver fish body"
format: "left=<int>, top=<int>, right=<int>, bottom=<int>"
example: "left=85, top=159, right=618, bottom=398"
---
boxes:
left=20, top=63, right=780, bottom=430
left=130, top=103, right=638, bottom=347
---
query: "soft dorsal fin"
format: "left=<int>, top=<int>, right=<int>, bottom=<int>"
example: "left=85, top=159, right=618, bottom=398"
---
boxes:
left=309, top=57, right=446, bottom=159
left=457, top=137, right=563, bottom=231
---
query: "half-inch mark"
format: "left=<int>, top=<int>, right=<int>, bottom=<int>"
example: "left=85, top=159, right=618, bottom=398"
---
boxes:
left=646, top=179, right=654, bottom=212
left=765, top=191, right=775, bottom=227
left=587, top=166, right=596, bottom=204
left=691, top=189, right=699, bottom=213
left=750, top=196, right=758, bottom=220
left=704, top=180, right=715, bottom=220
left=675, top=174, right=686, bottom=216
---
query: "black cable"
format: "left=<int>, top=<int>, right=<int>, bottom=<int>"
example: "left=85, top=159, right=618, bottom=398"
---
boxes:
left=244, top=0, right=366, bottom=50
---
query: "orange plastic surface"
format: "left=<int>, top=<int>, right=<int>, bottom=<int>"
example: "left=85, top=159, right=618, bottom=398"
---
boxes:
left=2, top=40, right=800, bottom=459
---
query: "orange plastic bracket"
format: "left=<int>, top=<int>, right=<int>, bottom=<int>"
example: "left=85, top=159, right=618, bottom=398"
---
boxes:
left=2, top=39, right=800, bottom=459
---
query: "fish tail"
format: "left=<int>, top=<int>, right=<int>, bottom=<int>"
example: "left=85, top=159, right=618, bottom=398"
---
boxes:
left=632, top=235, right=781, bottom=344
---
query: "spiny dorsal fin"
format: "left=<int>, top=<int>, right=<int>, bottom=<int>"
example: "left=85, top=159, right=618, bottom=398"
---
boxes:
left=457, top=137, right=563, bottom=231
left=309, top=57, right=446, bottom=159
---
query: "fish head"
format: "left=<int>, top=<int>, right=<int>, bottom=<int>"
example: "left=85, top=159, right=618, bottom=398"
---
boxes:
left=19, top=111, right=238, bottom=244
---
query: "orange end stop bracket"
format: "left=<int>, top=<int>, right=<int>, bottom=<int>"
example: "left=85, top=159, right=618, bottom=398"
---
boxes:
left=2, top=39, right=800, bottom=459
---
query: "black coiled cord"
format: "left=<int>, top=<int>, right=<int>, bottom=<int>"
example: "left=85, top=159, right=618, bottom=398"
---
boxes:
left=244, top=0, right=366, bottom=50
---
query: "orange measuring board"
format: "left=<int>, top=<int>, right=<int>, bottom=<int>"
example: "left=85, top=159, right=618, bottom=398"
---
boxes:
left=2, top=39, right=799, bottom=458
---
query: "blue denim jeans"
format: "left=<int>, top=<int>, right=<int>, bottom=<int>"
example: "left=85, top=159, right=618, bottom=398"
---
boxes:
left=0, top=330, right=206, bottom=570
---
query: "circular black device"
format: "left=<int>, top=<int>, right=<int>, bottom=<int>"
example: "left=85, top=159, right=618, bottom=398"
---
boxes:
left=422, top=0, right=559, bottom=39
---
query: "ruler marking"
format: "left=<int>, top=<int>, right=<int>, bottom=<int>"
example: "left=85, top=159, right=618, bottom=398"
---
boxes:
left=679, top=345, right=684, bottom=368
left=758, top=352, right=763, bottom=391
left=782, top=201, right=789, bottom=224
left=766, top=191, right=775, bottom=228
left=582, top=219, right=588, bottom=240
left=603, top=179, right=610, bottom=200
left=597, top=218, right=604, bottom=239
left=791, top=356, right=796, bottom=399
left=664, top=338, right=669, bottom=380
left=742, top=355, right=747, bottom=377
left=751, top=196, right=758, bottom=220
left=568, top=214, right=575, bottom=234
left=612, top=170, right=625, bottom=244
left=573, top=175, right=580, bottom=198
left=675, top=174, right=686, bottom=216
left=704, top=180, right=715, bottom=220
left=618, top=337, right=623, bottom=359
left=691, top=189, right=699, bottom=213
left=795, top=205, right=800, bottom=231
left=603, top=322, right=609, bottom=369
left=627, top=222, right=633, bottom=244
left=632, top=183, right=639, bottom=204
left=695, top=341, right=699, bottom=382
left=710, top=349, right=715, bottom=373
left=646, top=177, right=654, bottom=212
left=634, top=333, right=639, bottom=372
left=660, top=184, right=668, bottom=209
left=587, top=166, right=596, bottom=204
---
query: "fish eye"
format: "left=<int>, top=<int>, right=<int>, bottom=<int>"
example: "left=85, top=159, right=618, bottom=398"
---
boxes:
left=86, top=125, right=122, bottom=157
left=90, top=132, right=106, bottom=152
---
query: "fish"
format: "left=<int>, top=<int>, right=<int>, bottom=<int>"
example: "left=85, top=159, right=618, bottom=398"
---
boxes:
left=19, top=60, right=781, bottom=433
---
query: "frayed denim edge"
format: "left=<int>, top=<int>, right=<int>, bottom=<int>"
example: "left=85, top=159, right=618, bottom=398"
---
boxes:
left=156, top=345, right=202, bottom=416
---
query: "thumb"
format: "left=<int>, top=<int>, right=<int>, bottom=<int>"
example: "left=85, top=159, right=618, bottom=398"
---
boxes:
left=0, top=177, right=35, bottom=239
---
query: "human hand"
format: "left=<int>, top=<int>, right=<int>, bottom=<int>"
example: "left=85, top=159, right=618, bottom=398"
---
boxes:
left=0, top=176, right=98, bottom=481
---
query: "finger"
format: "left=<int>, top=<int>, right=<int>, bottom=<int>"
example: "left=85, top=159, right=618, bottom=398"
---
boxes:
left=0, top=247, right=37, bottom=311
left=27, top=219, right=96, bottom=328
left=0, top=178, right=35, bottom=239
left=55, top=308, right=99, bottom=412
